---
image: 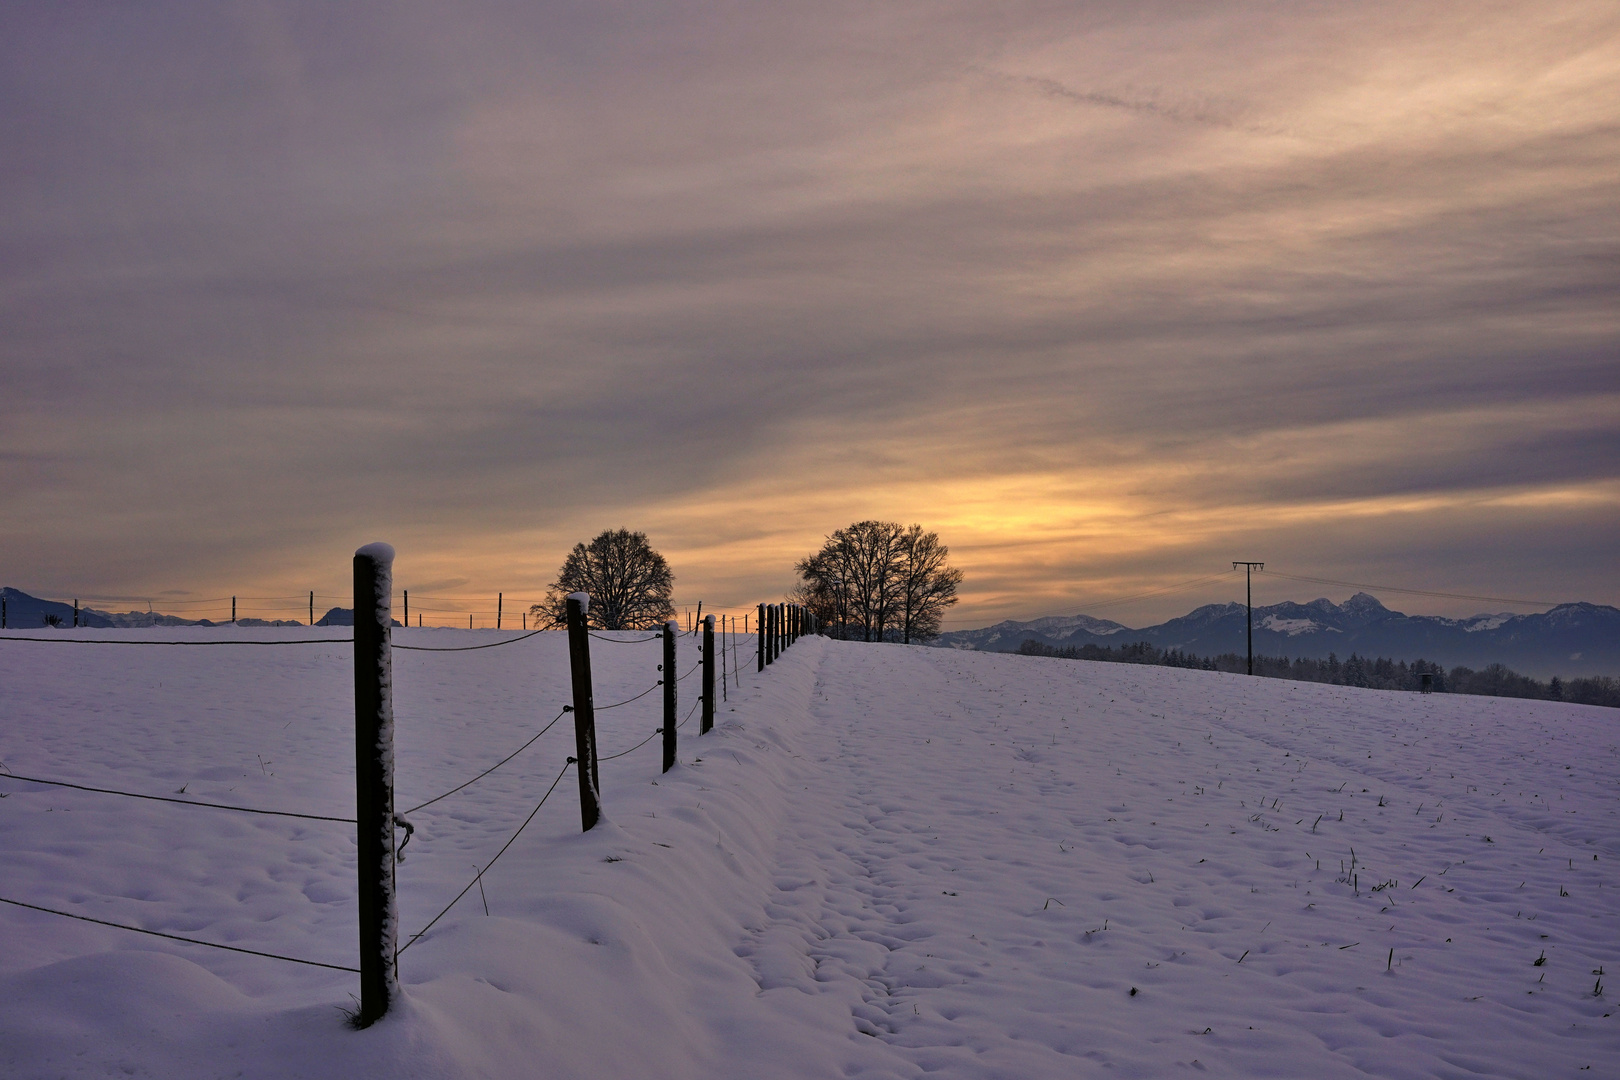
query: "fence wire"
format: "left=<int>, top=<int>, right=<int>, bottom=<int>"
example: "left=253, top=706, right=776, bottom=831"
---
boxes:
left=393, top=628, right=547, bottom=653
left=399, top=759, right=573, bottom=954
left=598, top=727, right=664, bottom=762
left=400, top=707, right=570, bottom=816
left=594, top=681, right=662, bottom=711
left=0, top=636, right=353, bottom=646
left=0, top=896, right=360, bottom=972
left=0, top=772, right=355, bottom=822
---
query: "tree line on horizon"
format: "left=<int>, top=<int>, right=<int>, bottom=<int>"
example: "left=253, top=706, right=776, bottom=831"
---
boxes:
left=530, top=521, right=964, bottom=639
left=1015, top=638, right=1620, bottom=709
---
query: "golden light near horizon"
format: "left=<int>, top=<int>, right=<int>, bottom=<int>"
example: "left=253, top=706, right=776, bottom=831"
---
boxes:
left=1, top=1, right=1616, bottom=629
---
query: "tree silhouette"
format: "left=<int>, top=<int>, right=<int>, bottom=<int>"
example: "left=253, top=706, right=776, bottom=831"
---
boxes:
left=794, top=520, right=962, bottom=642
left=532, top=529, right=675, bottom=630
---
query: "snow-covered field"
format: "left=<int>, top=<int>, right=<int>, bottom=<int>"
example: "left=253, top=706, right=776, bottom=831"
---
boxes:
left=1, top=628, right=1616, bottom=1078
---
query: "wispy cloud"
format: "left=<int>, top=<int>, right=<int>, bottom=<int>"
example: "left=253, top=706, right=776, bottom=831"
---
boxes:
left=1, top=0, right=1616, bottom=621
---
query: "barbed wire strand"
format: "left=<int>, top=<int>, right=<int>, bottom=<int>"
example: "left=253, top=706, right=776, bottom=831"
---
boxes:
left=0, top=896, right=360, bottom=972
left=0, top=772, right=355, bottom=822
left=399, top=759, right=572, bottom=954
left=393, top=628, right=547, bottom=653
left=400, top=707, right=571, bottom=816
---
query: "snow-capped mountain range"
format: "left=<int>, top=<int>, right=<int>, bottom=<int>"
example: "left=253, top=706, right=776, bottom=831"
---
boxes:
left=934, top=593, right=1620, bottom=679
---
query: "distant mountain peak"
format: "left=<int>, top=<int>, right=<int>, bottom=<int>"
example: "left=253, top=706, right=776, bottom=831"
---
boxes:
left=932, top=592, right=1619, bottom=679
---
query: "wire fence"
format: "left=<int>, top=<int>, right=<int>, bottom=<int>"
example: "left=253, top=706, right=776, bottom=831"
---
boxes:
left=1, top=589, right=782, bottom=632
left=0, top=578, right=812, bottom=1025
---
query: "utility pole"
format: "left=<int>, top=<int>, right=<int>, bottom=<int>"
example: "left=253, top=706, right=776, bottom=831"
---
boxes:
left=1233, top=562, right=1264, bottom=675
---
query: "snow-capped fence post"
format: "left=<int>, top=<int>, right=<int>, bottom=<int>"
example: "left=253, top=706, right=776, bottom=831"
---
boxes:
left=757, top=604, right=766, bottom=671
left=352, top=542, right=399, bottom=1028
left=663, top=620, right=678, bottom=771
left=564, top=594, right=601, bottom=831
left=701, top=614, right=715, bottom=734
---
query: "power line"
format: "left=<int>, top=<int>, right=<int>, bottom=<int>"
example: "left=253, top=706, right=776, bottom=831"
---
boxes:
left=1258, top=570, right=1561, bottom=609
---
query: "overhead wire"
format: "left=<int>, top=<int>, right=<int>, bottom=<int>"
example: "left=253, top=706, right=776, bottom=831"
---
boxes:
left=1257, top=569, right=1560, bottom=609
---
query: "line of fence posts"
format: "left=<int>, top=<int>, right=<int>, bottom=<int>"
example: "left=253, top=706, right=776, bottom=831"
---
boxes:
left=3, top=557, right=826, bottom=1031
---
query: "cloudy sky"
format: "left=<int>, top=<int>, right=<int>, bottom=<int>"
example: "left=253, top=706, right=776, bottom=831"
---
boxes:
left=4, top=0, right=1617, bottom=627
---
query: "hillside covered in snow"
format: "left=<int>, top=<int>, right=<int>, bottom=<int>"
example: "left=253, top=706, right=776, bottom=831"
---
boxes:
left=936, top=593, right=1620, bottom=679
left=1, top=627, right=1616, bottom=1078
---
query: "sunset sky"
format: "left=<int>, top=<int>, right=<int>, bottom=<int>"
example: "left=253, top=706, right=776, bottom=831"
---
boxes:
left=4, top=1, right=1617, bottom=627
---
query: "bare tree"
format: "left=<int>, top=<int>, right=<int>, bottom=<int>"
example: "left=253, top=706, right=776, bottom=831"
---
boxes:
left=532, top=529, right=675, bottom=630
left=895, top=524, right=964, bottom=643
left=795, top=521, right=961, bottom=642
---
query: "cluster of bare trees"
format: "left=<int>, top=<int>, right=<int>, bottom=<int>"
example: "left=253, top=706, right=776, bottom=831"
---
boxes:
left=791, top=521, right=963, bottom=643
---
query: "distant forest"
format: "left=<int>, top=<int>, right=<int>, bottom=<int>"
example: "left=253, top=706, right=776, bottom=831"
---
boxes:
left=1015, top=639, right=1620, bottom=710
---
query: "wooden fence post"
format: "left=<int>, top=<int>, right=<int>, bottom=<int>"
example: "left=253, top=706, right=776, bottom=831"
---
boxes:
left=720, top=615, right=729, bottom=702
left=757, top=604, right=766, bottom=671
left=497, top=593, right=502, bottom=630
left=564, top=594, right=601, bottom=831
left=701, top=614, right=715, bottom=734
left=353, top=542, right=399, bottom=1028
left=662, top=619, right=677, bottom=772
left=309, top=591, right=314, bottom=627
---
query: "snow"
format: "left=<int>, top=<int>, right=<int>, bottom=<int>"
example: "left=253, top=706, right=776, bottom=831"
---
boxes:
left=1260, top=615, right=1329, bottom=636
left=567, top=591, right=589, bottom=613
left=354, top=542, right=396, bottom=565
left=1462, top=614, right=1516, bottom=633
left=1, top=627, right=1617, bottom=1078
